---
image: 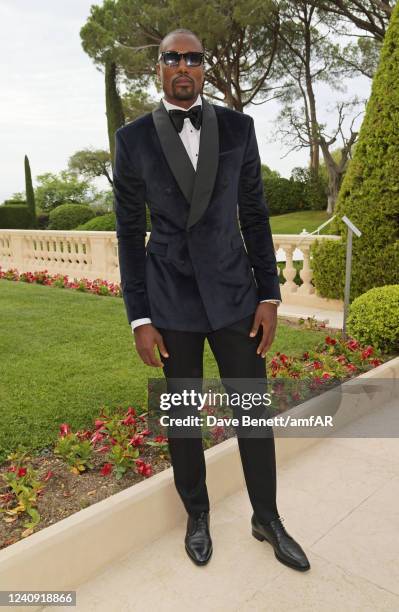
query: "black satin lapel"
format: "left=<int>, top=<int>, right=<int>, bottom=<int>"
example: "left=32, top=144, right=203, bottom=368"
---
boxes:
left=186, top=97, right=219, bottom=229
left=152, top=102, right=195, bottom=205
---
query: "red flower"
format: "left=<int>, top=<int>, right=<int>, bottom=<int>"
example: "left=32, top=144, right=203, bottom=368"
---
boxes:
left=121, top=415, right=136, bottom=426
left=126, top=407, right=137, bottom=417
left=137, top=461, right=152, bottom=477
left=361, top=346, right=374, bottom=359
left=59, top=423, right=71, bottom=437
left=325, top=336, right=337, bottom=345
left=312, top=361, right=322, bottom=370
left=140, top=429, right=152, bottom=436
left=129, top=434, right=144, bottom=447
left=346, top=363, right=357, bottom=372
left=347, top=339, right=360, bottom=351
left=7, top=465, right=17, bottom=472
left=100, top=463, right=113, bottom=476
left=94, top=419, right=106, bottom=430
left=90, top=431, right=104, bottom=444
left=370, top=358, right=382, bottom=367
left=17, top=467, right=27, bottom=477
left=154, top=435, right=167, bottom=443
left=322, top=372, right=331, bottom=380
left=302, top=352, right=309, bottom=360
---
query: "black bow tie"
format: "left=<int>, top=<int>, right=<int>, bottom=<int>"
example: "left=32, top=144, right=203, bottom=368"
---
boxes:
left=168, top=105, right=202, bottom=133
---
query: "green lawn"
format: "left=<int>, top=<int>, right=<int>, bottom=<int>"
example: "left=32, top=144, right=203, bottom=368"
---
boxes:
left=270, top=210, right=333, bottom=234
left=0, top=281, right=328, bottom=464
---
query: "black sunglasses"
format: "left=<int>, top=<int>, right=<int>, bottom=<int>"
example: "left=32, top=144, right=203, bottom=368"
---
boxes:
left=158, top=51, right=204, bottom=67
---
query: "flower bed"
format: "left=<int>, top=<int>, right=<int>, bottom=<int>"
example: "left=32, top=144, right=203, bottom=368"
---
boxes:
left=0, top=266, right=121, bottom=297
left=0, top=265, right=394, bottom=550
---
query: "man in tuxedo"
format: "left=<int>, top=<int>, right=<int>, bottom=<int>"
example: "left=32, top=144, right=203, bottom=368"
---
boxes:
left=113, top=28, right=310, bottom=572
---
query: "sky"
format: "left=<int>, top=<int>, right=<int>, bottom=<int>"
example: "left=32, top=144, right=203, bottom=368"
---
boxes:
left=0, top=0, right=372, bottom=203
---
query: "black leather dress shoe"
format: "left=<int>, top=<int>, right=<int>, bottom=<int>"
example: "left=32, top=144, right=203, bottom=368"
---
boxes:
left=185, top=510, right=213, bottom=566
left=251, top=513, right=310, bottom=571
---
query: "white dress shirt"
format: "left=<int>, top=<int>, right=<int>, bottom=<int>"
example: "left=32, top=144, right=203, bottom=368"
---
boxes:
left=131, top=95, right=280, bottom=332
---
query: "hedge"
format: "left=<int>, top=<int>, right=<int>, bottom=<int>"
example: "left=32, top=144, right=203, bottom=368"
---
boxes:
left=311, top=2, right=399, bottom=300
left=0, top=203, right=35, bottom=229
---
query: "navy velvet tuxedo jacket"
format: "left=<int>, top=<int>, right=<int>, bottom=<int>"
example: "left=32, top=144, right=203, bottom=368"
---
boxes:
left=113, top=94, right=282, bottom=332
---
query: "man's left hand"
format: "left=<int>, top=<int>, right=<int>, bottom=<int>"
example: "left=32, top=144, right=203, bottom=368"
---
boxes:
left=249, top=302, right=278, bottom=357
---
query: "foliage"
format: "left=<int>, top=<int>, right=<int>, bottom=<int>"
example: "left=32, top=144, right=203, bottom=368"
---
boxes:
left=24, top=155, right=37, bottom=228
left=291, top=166, right=328, bottom=210
left=311, top=1, right=399, bottom=299
left=75, top=212, right=117, bottom=231
left=80, top=0, right=281, bottom=111
left=0, top=204, right=33, bottom=229
left=48, top=203, right=96, bottom=230
left=68, top=149, right=113, bottom=186
left=54, top=426, right=94, bottom=474
left=0, top=447, right=53, bottom=535
left=34, top=171, right=94, bottom=212
left=347, top=285, right=399, bottom=352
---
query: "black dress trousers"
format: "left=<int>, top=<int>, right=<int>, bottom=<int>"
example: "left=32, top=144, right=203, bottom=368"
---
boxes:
left=156, top=312, right=280, bottom=525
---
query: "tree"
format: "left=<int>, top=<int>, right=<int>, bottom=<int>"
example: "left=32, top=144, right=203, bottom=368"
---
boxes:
left=24, top=155, right=37, bottom=228
left=105, top=58, right=125, bottom=165
left=317, top=98, right=364, bottom=212
left=312, top=0, right=399, bottom=299
left=68, top=149, right=113, bottom=186
left=34, top=171, right=94, bottom=213
left=80, top=0, right=282, bottom=112
left=309, top=0, right=394, bottom=40
left=271, top=2, right=345, bottom=172
left=121, top=88, right=159, bottom=123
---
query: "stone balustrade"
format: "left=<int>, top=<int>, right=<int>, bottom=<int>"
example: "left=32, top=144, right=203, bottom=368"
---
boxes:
left=0, top=229, right=343, bottom=311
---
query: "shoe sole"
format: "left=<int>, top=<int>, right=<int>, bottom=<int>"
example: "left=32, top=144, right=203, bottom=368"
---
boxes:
left=185, top=543, right=213, bottom=566
left=252, top=529, right=310, bottom=572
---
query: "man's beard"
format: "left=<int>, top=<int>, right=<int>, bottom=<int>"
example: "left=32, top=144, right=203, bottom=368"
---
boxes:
left=172, top=83, right=195, bottom=100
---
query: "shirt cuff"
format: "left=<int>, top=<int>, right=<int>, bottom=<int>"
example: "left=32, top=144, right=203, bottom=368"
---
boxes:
left=260, top=299, right=281, bottom=306
left=131, top=318, right=152, bottom=332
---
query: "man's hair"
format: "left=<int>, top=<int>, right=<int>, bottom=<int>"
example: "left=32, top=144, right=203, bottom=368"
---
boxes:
left=158, top=29, right=204, bottom=57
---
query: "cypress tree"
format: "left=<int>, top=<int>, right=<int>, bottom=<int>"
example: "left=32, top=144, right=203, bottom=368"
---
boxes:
left=312, top=2, right=399, bottom=300
left=105, top=59, right=125, bottom=168
left=24, top=154, right=37, bottom=228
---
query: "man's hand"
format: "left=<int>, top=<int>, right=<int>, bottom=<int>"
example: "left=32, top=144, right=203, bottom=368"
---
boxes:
left=249, top=302, right=278, bottom=357
left=133, top=324, right=169, bottom=367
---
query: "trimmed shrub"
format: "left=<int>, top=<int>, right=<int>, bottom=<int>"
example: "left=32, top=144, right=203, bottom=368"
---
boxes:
left=347, top=285, right=399, bottom=353
left=48, top=204, right=95, bottom=230
left=75, top=213, right=116, bottom=231
left=311, top=2, right=399, bottom=300
left=0, top=203, right=34, bottom=229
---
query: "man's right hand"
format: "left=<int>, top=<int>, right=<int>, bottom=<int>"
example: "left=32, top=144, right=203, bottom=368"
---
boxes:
left=133, top=324, right=169, bottom=367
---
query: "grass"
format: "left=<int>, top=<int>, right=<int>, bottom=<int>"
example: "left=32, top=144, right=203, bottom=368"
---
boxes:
left=0, top=280, right=328, bottom=465
left=269, top=210, right=334, bottom=235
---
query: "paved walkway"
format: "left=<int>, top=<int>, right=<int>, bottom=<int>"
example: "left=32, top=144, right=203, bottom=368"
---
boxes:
left=278, top=304, right=343, bottom=330
left=43, top=398, right=398, bottom=611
